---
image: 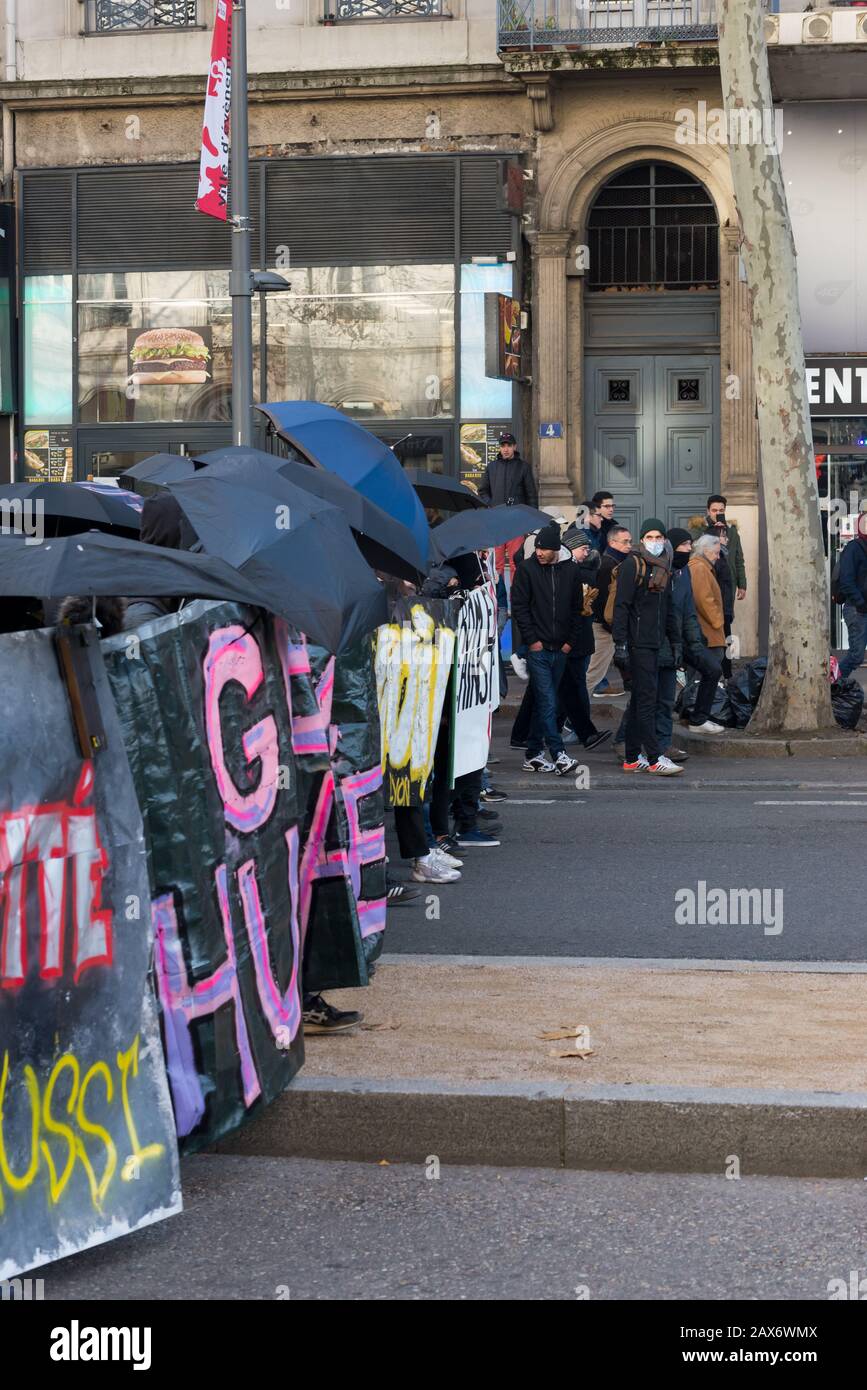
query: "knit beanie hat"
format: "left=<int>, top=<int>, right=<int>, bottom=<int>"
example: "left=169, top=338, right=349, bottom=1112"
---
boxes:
left=640, top=517, right=666, bottom=538
left=666, top=526, right=692, bottom=549
left=563, top=527, right=594, bottom=552
left=535, top=524, right=562, bottom=551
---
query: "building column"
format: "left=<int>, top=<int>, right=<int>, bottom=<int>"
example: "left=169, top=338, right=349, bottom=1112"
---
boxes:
left=532, top=232, right=574, bottom=509
left=720, top=227, right=760, bottom=657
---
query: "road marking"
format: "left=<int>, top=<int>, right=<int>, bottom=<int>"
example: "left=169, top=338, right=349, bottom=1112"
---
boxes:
left=755, top=800, right=867, bottom=806
left=505, top=798, right=583, bottom=804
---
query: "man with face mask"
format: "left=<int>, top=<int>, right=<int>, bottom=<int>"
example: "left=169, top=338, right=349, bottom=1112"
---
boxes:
left=611, top=518, right=683, bottom=775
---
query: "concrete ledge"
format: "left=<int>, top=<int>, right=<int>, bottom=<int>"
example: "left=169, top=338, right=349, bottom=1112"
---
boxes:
left=677, top=726, right=867, bottom=758
left=216, top=1077, right=867, bottom=1178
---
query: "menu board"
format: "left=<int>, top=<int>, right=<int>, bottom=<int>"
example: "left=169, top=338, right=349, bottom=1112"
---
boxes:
left=23, top=428, right=73, bottom=483
left=459, top=423, right=502, bottom=492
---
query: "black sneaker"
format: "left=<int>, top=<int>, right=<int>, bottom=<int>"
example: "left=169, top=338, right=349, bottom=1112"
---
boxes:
left=480, top=787, right=508, bottom=803
left=477, top=807, right=501, bottom=822
left=436, top=834, right=463, bottom=857
left=302, top=994, right=363, bottom=1034
left=386, top=878, right=422, bottom=905
left=510, top=739, right=527, bottom=750
left=583, top=729, right=612, bottom=751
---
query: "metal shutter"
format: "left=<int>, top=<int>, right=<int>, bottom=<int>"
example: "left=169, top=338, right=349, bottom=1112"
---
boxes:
left=76, top=165, right=260, bottom=271
left=460, top=158, right=515, bottom=258
left=265, top=156, right=455, bottom=267
left=22, top=173, right=74, bottom=273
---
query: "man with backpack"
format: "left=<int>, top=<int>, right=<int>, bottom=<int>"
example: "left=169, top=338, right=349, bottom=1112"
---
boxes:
left=611, top=519, right=684, bottom=776
left=586, top=523, right=632, bottom=698
left=833, top=512, right=867, bottom=679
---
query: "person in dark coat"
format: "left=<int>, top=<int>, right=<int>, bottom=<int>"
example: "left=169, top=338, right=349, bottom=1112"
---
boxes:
left=510, top=524, right=582, bottom=775
left=556, top=532, right=612, bottom=750
left=655, top=528, right=715, bottom=761
left=612, top=517, right=682, bottom=776
left=123, top=491, right=199, bottom=629
left=836, top=513, right=867, bottom=679
left=478, top=432, right=539, bottom=586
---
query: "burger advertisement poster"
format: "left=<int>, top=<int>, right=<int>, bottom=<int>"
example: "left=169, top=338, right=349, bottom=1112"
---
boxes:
left=127, top=326, right=212, bottom=389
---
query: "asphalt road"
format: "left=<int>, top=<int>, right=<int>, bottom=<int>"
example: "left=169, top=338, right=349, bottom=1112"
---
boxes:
left=385, top=733, right=867, bottom=962
left=40, top=1154, right=867, bottom=1302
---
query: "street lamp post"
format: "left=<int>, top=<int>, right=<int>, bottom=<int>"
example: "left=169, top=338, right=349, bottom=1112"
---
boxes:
left=230, top=0, right=253, bottom=447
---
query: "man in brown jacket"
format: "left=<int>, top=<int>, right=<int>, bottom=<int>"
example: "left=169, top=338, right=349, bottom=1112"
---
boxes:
left=688, top=534, right=727, bottom=733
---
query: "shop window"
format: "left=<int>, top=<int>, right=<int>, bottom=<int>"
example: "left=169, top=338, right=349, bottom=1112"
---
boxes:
left=266, top=264, right=454, bottom=421
left=24, top=276, right=73, bottom=426
left=460, top=263, right=513, bottom=420
left=77, top=270, right=260, bottom=425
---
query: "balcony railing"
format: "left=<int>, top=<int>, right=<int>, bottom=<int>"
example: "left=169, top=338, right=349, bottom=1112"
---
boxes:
left=497, top=0, right=718, bottom=48
left=83, top=0, right=199, bottom=32
left=333, top=0, right=448, bottom=18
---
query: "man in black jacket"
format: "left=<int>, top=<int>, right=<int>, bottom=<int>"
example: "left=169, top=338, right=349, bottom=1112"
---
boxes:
left=612, top=518, right=683, bottom=776
left=510, top=524, right=581, bottom=775
left=478, top=433, right=539, bottom=584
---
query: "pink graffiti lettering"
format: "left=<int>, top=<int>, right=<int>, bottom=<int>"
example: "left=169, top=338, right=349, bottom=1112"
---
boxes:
left=0, top=764, right=112, bottom=989
left=298, top=765, right=386, bottom=945
left=204, top=626, right=280, bottom=834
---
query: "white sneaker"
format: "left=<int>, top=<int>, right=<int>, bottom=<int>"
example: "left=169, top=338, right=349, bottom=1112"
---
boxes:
left=553, top=751, right=579, bottom=776
left=646, top=755, right=684, bottom=776
left=510, top=654, right=529, bottom=681
left=432, top=845, right=463, bottom=870
left=691, top=720, right=726, bottom=734
left=410, top=853, right=461, bottom=884
left=522, top=754, right=556, bottom=773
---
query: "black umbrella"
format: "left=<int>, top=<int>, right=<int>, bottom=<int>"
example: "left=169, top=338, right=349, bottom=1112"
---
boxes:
left=429, top=504, right=550, bottom=562
left=119, top=453, right=201, bottom=496
left=403, top=468, right=489, bottom=513
left=196, top=446, right=427, bottom=580
left=0, top=482, right=142, bottom=536
left=166, top=463, right=387, bottom=651
left=0, top=530, right=297, bottom=620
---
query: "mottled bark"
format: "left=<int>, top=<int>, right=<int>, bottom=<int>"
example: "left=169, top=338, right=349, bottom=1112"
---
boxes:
left=718, top=0, right=834, bottom=732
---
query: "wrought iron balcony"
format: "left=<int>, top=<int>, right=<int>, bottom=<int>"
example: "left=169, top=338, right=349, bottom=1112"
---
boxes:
left=83, top=0, right=199, bottom=32
left=333, top=0, right=449, bottom=19
left=497, top=0, right=718, bottom=49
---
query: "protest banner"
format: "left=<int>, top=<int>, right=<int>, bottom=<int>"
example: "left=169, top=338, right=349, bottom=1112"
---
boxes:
left=0, top=627, right=181, bottom=1279
left=375, top=596, right=457, bottom=809
left=451, top=582, right=498, bottom=780
left=104, top=602, right=385, bottom=1153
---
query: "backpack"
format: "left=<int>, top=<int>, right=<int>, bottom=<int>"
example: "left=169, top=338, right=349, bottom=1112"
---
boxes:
left=830, top=557, right=844, bottom=605
left=603, top=553, right=646, bottom=628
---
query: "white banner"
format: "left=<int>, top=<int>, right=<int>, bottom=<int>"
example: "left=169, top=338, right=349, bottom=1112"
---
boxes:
left=452, top=583, right=498, bottom=780
left=195, top=0, right=232, bottom=221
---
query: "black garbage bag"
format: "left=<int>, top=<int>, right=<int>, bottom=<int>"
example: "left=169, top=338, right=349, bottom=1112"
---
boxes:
left=830, top=677, right=864, bottom=730
left=677, top=675, right=736, bottom=727
left=725, top=658, right=768, bottom=729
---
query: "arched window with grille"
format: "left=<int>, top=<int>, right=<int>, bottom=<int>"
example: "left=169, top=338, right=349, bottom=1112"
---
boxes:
left=587, top=162, right=719, bottom=290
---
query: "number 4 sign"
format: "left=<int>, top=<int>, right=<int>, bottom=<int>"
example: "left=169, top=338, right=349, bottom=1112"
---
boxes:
left=539, top=422, right=563, bottom=439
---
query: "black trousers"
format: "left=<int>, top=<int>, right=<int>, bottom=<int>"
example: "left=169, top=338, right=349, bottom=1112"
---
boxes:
left=511, top=685, right=533, bottom=747
left=394, top=805, right=428, bottom=861
left=450, top=768, right=482, bottom=832
left=557, top=653, right=597, bottom=743
left=625, top=647, right=661, bottom=764
left=691, top=645, right=725, bottom=725
left=429, top=721, right=452, bottom=839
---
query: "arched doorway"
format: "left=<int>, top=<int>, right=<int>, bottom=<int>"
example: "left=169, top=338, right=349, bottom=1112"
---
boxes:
left=583, top=160, right=721, bottom=536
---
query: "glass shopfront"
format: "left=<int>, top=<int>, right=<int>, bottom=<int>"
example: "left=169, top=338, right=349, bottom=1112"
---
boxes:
left=813, top=415, right=867, bottom=651
left=17, top=156, right=521, bottom=483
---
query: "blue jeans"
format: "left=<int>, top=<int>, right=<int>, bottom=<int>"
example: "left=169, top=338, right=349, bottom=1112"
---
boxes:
left=840, top=602, right=867, bottom=679
left=526, top=649, right=567, bottom=759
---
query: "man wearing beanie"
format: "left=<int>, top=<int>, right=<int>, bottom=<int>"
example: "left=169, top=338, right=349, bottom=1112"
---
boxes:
left=510, top=524, right=582, bottom=775
left=611, top=518, right=683, bottom=775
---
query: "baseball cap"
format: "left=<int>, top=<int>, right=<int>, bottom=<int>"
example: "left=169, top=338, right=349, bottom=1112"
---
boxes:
left=498, top=431, right=517, bottom=446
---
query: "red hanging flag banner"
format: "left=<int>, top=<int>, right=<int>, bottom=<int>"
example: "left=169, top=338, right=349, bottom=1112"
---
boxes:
left=195, top=0, right=233, bottom=221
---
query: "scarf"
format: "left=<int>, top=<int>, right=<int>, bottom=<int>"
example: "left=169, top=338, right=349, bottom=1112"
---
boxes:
left=636, top=539, right=672, bottom=592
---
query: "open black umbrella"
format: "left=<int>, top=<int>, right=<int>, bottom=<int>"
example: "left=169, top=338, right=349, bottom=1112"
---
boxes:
left=119, top=453, right=201, bottom=496
left=196, top=446, right=426, bottom=581
left=0, top=482, right=142, bottom=536
left=429, top=503, right=550, bottom=562
left=0, top=530, right=294, bottom=619
left=403, top=468, right=488, bottom=513
left=167, top=463, right=387, bottom=651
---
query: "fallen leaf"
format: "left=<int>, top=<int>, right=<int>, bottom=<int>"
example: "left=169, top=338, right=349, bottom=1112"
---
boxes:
left=549, top=1048, right=595, bottom=1060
